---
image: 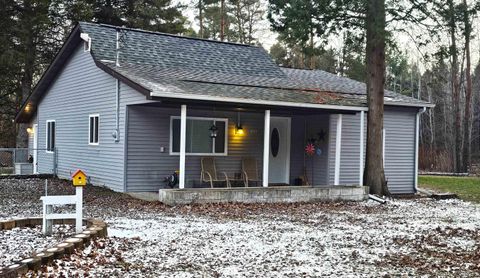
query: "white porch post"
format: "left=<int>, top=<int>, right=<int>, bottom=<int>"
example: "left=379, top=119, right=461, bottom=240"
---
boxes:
left=179, top=105, right=187, bottom=189
left=359, top=111, right=365, bottom=185
left=334, top=114, right=343, bottom=185
left=262, top=110, right=270, bottom=187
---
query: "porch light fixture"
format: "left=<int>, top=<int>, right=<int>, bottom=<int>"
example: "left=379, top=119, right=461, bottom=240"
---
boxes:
left=235, top=112, right=245, bottom=136
left=26, top=127, right=33, bottom=134
left=209, top=124, right=218, bottom=138
left=235, top=125, right=244, bottom=135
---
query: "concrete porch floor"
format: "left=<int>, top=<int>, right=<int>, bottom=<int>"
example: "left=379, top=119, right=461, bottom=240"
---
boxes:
left=153, top=185, right=369, bottom=205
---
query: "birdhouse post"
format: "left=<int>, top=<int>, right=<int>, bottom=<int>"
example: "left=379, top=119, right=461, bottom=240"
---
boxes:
left=71, top=170, right=86, bottom=233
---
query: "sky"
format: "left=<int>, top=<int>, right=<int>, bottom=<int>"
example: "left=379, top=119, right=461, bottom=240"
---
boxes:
left=178, top=0, right=480, bottom=73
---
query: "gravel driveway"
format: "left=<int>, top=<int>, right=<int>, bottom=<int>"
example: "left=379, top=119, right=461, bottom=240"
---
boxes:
left=1, top=178, right=479, bottom=277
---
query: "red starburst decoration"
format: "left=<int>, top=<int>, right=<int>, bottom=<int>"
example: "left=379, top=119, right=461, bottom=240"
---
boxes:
left=305, top=143, right=315, bottom=156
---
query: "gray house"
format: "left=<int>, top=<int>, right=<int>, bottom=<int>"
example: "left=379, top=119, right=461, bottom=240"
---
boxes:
left=16, top=22, right=432, bottom=199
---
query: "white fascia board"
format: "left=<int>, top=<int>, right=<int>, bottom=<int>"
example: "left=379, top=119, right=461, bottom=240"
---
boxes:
left=384, top=101, right=435, bottom=108
left=150, top=91, right=368, bottom=112
left=150, top=91, right=433, bottom=111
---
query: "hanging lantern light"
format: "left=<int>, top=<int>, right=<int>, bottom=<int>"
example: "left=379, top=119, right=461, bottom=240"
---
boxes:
left=209, top=123, right=218, bottom=138
left=235, top=112, right=245, bottom=135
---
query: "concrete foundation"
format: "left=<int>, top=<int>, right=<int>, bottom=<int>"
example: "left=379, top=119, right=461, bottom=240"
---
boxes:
left=158, top=185, right=369, bottom=205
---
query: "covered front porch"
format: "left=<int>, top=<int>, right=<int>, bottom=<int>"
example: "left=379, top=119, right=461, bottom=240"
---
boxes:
left=125, top=100, right=369, bottom=203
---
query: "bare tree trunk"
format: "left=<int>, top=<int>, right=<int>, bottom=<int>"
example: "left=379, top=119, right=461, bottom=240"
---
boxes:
left=363, top=0, right=388, bottom=196
left=199, top=0, right=203, bottom=38
left=448, top=0, right=463, bottom=172
left=309, top=29, right=315, bottom=69
left=463, top=0, right=473, bottom=172
left=220, top=0, right=225, bottom=41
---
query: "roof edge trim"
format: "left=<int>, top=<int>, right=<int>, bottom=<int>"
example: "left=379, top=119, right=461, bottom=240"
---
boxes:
left=94, top=62, right=151, bottom=96
left=150, top=91, right=369, bottom=112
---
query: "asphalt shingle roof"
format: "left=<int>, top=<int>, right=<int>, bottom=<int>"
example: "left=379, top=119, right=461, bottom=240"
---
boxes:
left=79, top=22, right=432, bottom=109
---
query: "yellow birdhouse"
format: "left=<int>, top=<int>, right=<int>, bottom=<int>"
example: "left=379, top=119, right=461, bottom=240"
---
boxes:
left=72, top=169, right=87, bottom=187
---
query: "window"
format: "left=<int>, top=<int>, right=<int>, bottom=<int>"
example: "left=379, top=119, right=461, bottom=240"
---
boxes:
left=89, top=114, right=99, bottom=145
left=46, top=120, right=55, bottom=153
left=170, top=116, right=228, bottom=155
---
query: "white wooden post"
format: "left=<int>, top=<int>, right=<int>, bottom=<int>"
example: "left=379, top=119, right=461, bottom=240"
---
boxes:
left=359, top=111, right=365, bottom=185
left=334, top=114, right=343, bottom=185
left=179, top=105, right=187, bottom=189
left=262, top=110, right=270, bottom=187
left=42, top=204, right=53, bottom=235
left=75, top=187, right=83, bottom=233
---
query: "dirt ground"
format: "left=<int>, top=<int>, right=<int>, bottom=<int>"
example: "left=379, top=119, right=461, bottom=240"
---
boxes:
left=1, top=178, right=479, bottom=277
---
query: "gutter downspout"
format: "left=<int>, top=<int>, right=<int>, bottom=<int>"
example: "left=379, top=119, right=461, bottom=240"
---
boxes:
left=113, top=79, right=120, bottom=143
left=414, top=107, right=427, bottom=192
left=112, top=28, right=120, bottom=143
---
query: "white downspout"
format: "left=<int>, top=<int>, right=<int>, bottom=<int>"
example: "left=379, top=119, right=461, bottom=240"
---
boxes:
left=112, top=28, right=120, bottom=143
left=113, top=79, right=120, bottom=142
left=414, top=107, right=427, bottom=192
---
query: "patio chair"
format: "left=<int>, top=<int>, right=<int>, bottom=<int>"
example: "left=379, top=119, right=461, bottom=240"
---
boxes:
left=242, top=157, right=262, bottom=187
left=200, top=157, right=231, bottom=188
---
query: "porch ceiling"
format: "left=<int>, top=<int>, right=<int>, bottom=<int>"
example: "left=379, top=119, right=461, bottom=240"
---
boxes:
left=136, top=98, right=360, bottom=115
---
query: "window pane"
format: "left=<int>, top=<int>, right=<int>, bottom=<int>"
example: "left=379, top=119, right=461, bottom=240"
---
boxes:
left=185, top=119, right=193, bottom=153
left=172, top=119, right=180, bottom=152
left=190, top=120, right=213, bottom=153
left=171, top=118, right=227, bottom=155
left=214, top=121, right=226, bottom=153
left=47, top=123, right=51, bottom=151
left=94, top=117, right=99, bottom=143
left=89, top=117, right=94, bottom=143
left=51, top=122, right=55, bottom=150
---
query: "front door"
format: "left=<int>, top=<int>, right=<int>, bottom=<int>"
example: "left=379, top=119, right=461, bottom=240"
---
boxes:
left=268, top=117, right=291, bottom=184
left=33, top=124, right=38, bottom=174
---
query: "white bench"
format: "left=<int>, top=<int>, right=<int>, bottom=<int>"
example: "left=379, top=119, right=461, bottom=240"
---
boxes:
left=40, top=187, right=83, bottom=234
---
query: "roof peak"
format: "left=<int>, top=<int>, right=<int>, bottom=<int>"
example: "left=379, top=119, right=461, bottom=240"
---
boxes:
left=79, top=21, right=258, bottom=48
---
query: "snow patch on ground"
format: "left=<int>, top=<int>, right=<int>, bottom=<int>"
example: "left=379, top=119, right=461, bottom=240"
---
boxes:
left=1, top=179, right=479, bottom=277
left=0, top=225, right=75, bottom=267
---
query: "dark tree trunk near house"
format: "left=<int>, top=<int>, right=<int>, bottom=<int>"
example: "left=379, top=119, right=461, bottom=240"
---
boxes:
left=462, top=0, right=473, bottom=172
left=448, top=0, right=463, bottom=172
left=363, top=0, right=389, bottom=196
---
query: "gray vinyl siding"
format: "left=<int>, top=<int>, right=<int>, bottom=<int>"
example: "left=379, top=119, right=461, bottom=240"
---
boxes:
left=36, top=44, right=148, bottom=191
left=384, top=109, right=416, bottom=194
left=126, top=106, right=265, bottom=191
left=328, top=109, right=417, bottom=193
left=328, top=114, right=362, bottom=185
left=290, top=115, right=329, bottom=186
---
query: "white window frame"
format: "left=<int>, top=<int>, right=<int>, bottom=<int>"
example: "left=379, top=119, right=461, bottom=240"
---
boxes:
left=88, top=114, right=100, bottom=145
left=169, top=116, right=229, bottom=156
left=45, top=120, right=56, bottom=153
